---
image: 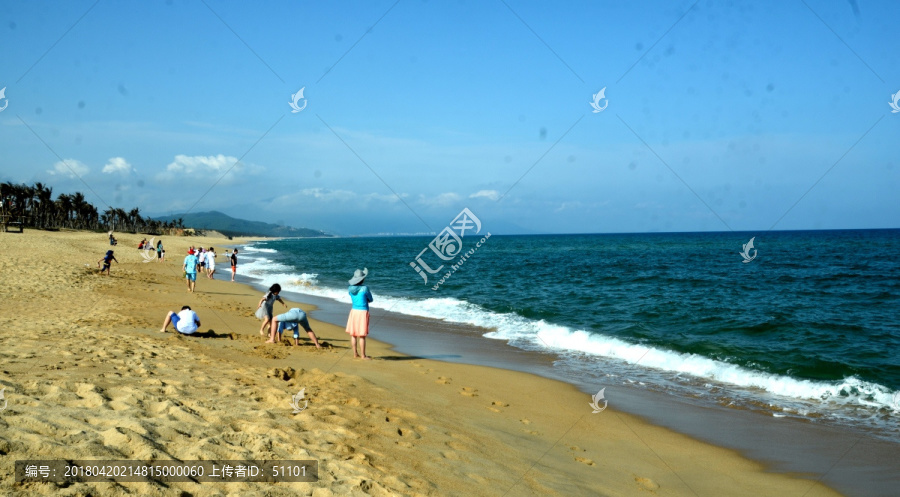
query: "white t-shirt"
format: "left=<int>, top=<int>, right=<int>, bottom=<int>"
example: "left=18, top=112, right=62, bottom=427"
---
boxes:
left=207, top=252, right=215, bottom=268
left=176, top=309, right=200, bottom=334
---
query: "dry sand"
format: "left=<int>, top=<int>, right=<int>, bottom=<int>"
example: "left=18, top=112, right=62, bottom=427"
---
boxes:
left=0, top=230, right=844, bottom=496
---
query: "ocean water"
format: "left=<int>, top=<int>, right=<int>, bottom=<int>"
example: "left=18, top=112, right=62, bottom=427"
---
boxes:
left=237, top=230, right=900, bottom=440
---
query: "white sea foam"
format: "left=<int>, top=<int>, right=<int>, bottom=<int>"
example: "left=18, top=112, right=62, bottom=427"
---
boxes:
left=234, top=243, right=898, bottom=413
left=361, top=291, right=898, bottom=411
left=243, top=246, right=278, bottom=253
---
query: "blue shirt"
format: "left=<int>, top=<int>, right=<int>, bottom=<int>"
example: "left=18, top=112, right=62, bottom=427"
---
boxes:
left=183, top=254, right=199, bottom=274
left=348, top=285, right=373, bottom=310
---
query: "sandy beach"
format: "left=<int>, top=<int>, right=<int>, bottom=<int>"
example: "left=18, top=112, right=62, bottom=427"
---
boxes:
left=0, top=230, right=844, bottom=496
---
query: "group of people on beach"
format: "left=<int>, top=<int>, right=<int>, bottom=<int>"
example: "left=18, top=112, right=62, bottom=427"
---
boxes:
left=96, top=237, right=236, bottom=284
left=250, top=268, right=374, bottom=359
left=181, top=247, right=235, bottom=292
left=160, top=265, right=374, bottom=359
left=100, top=236, right=371, bottom=359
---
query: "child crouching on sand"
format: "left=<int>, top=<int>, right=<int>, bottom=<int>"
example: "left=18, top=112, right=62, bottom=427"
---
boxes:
left=268, top=308, right=321, bottom=348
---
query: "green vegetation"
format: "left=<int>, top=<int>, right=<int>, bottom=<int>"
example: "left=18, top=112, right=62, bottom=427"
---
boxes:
left=1, top=181, right=182, bottom=234
left=0, top=183, right=328, bottom=237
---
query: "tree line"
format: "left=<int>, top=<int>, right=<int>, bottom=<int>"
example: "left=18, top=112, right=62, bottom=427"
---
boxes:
left=1, top=182, right=185, bottom=234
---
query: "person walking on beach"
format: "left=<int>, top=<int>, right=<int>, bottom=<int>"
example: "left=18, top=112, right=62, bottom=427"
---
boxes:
left=156, top=239, right=163, bottom=262
left=268, top=308, right=321, bottom=348
left=159, top=305, right=201, bottom=335
left=346, top=268, right=373, bottom=359
left=183, top=249, right=199, bottom=293
left=230, top=248, right=238, bottom=282
left=256, top=283, right=286, bottom=336
left=97, top=250, right=118, bottom=276
left=206, top=247, right=216, bottom=278
left=198, top=248, right=207, bottom=273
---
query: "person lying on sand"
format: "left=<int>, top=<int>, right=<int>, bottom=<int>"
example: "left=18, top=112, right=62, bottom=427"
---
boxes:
left=268, top=308, right=321, bottom=348
left=160, top=306, right=201, bottom=335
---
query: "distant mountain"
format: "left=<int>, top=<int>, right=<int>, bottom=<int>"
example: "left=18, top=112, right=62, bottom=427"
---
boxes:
left=155, top=211, right=332, bottom=238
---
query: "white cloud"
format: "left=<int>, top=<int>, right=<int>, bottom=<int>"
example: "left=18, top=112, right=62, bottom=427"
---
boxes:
left=554, top=201, right=582, bottom=213
left=469, top=189, right=500, bottom=201
left=297, top=188, right=401, bottom=203
left=165, top=154, right=240, bottom=174
left=156, top=154, right=261, bottom=183
left=269, top=188, right=404, bottom=210
left=48, top=159, right=89, bottom=178
left=417, top=192, right=461, bottom=207
left=102, top=157, right=133, bottom=174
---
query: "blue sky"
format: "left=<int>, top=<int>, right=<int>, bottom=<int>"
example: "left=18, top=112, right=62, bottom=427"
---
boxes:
left=1, top=0, right=898, bottom=235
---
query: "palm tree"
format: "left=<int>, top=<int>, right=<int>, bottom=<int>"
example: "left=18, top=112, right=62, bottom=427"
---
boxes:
left=101, top=207, right=116, bottom=231
left=114, top=208, right=128, bottom=232
left=128, top=207, right=143, bottom=233
left=32, top=182, right=53, bottom=228
left=56, top=193, right=73, bottom=228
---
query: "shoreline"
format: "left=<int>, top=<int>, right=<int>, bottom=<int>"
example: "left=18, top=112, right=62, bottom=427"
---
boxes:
left=0, top=229, right=849, bottom=496
left=232, top=240, right=900, bottom=497
left=240, top=272, right=900, bottom=497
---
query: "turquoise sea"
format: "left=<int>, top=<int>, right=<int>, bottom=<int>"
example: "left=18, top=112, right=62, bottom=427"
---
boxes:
left=236, top=229, right=900, bottom=441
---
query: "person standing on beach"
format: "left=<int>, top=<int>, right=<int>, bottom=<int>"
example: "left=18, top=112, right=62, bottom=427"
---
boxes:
left=156, top=239, right=163, bottom=262
left=206, top=247, right=216, bottom=278
left=183, top=250, right=199, bottom=293
left=198, top=248, right=207, bottom=273
left=346, top=268, right=373, bottom=360
left=257, top=283, right=286, bottom=336
left=230, top=249, right=238, bottom=282
left=268, top=308, right=322, bottom=348
left=97, top=250, right=118, bottom=276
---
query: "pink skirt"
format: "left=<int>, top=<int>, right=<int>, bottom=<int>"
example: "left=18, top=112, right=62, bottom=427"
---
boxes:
left=346, top=309, right=370, bottom=337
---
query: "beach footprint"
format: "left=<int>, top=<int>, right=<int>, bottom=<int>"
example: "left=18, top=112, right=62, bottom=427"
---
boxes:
left=459, top=387, right=477, bottom=397
left=634, top=476, right=659, bottom=492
